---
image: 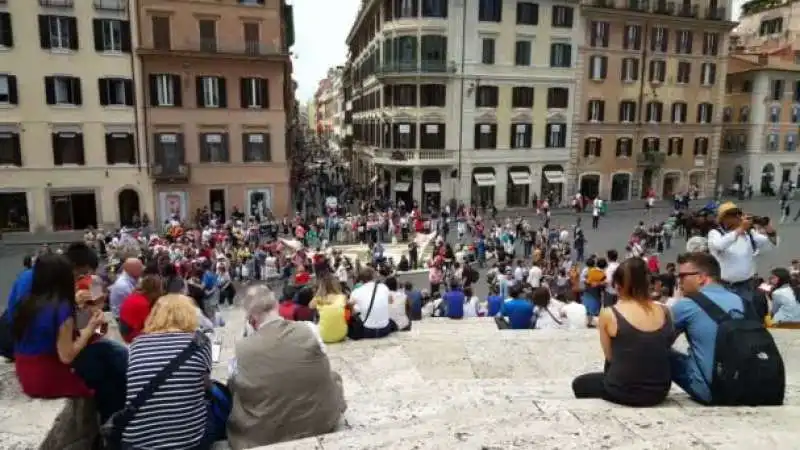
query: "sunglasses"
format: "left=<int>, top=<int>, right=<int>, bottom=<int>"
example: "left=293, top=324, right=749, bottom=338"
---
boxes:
left=677, top=271, right=699, bottom=279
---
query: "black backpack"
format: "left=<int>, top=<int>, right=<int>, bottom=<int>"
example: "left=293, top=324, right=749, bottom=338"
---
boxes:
left=687, top=292, right=785, bottom=406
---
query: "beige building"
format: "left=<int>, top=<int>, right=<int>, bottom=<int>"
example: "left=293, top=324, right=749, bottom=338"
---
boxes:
left=572, top=0, right=736, bottom=201
left=0, top=0, right=153, bottom=232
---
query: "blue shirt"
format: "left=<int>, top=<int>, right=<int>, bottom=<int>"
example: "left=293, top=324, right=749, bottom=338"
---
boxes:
left=202, top=271, right=217, bottom=290
left=407, top=290, right=423, bottom=320
left=442, top=289, right=465, bottom=319
left=15, top=302, right=72, bottom=355
left=501, top=298, right=534, bottom=329
left=671, top=284, right=745, bottom=402
left=6, top=268, right=33, bottom=324
left=486, top=295, right=504, bottom=316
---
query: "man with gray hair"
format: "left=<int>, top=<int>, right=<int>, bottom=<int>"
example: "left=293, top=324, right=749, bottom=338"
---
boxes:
left=227, top=285, right=346, bottom=449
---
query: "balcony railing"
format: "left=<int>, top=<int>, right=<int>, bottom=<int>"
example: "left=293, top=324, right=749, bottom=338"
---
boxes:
left=373, top=148, right=455, bottom=161
left=653, top=1, right=675, bottom=14
left=40, top=0, right=73, bottom=7
left=93, top=0, right=126, bottom=11
left=705, top=6, right=727, bottom=19
left=376, top=60, right=453, bottom=76
left=676, top=3, right=698, bottom=17
left=636, top=151, right=666, bottom=167
left=586, top=0, right=726, bottom=19
left=139, top=38, right=284, bottom=58
left=152, top=162, right=190, bottom=182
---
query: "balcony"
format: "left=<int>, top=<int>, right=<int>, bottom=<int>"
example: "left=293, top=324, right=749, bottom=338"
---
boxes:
left=375, top=60, right=455, bottom=78
left=138, top=38, right=287, bottom=60
left=705, top=6, right=727, bottom=20
left=93, top=0, right=126, bottom=11
left=152, top=162, right=190, bottom=183
left=588, top=0, right=617, bottom=7
left=653, top=1, right=675, bottom=14
left=372, top=148, right=456, bottom=164
left=625, top=0, right=650, bottom=11
left=636, top=151, right=666, bottom=168
left=676, top=3, right=698, bottom=17
left=40, top=0, right=73, bottom=7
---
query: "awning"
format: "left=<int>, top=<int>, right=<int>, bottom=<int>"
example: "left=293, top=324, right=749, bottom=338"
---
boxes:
left=473, top=173, right=496, bottom=186
left=394, top=182, right=411, bottom=192
left=509, top=171, right=532, bottom=185
left=424, top=182, right=441, bottom=193
left=544, top=170, right=565, bottom=184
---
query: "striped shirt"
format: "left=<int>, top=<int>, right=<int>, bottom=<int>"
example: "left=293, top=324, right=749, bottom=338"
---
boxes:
left=122, top=332, right=211, bottom=449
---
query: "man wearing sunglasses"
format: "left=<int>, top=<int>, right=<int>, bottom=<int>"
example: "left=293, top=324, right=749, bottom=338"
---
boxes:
left=707, top=201, right=777, bottom=308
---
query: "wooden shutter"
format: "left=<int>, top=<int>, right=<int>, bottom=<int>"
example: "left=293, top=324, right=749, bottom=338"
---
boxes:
left=76, top=134, right=85, bottom=165
left=199, top=133, right=209, bottom=162
left=217, top=77, right=227, bottom=108
left=261, top=79, right=269, bottom=108
left=98, top=79, right=109, bottom=106
left=11, top=133, right=20, bottom=166
left=172, top=75, right=182, bottom=106
left=67, top=17, right=78, bottom=50
left=72, top=78, right=82, bottom=105
left=220, top=133, right=230, bottom=162
left=239, top=78, right=248, bottom=108
left=44, top=76, right=55, bottom=105
left=105, top=133, right=114, bottom=164
left=93, top=19, right=104, bottom=51
left=124, top=79, right=134, bottom=106
left=7, top=75, right=17, bottom=105
left=38, top=15, right=50, bottom=49
left=0, top=13, right=13, bottom=47
left=52, top=134, right=62, bottom=165
left=120, top=20, right=132, bottom=52
left=196, top=76, right=205, bottom=108
left=148, top=75, right=158, bottom=106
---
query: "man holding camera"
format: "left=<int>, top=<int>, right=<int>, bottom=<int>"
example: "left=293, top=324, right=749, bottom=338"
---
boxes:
left=707, top=202, right=778, bottom=311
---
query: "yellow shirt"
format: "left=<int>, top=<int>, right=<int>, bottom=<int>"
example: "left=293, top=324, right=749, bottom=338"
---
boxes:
left=314, top=294, right=348, bottom=343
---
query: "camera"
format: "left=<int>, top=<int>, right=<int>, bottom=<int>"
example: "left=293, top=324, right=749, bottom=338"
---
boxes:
left=750, top=215, right=771, bottom=227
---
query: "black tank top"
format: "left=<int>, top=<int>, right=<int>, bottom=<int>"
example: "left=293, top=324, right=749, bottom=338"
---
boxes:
left=604, top=305, right=673, bottom=406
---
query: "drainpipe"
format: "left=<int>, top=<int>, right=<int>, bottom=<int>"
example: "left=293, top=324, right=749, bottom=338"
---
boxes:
left=636, top=21, right=650, bottom=199
left=134, top=0, right=150, bottom=175
left=130, top=3, right=142, bottom=173
left=455, top=0, right=468, bottom=205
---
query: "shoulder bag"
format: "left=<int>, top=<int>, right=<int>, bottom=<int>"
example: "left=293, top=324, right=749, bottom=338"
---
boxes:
left=100, top=332, right=206, bottom=449
left=347, top=283, right=379, bottom=340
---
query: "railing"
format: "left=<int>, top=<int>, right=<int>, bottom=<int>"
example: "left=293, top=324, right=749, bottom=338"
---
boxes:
left=152, top=162, right=190, bottom=181
left=138, top=38, right=283, bottom=57
left=653, top=1, right=675, bottom=14
left=376, top=60, right=453, bottom=76
left=676, top=3, right=698, bottom=17
left=373, top=148, right=455, bottom=161
left=636, top=151, right=666, bottom=167
left=40, top=0, right=73, bottom=6
left=705, top=6, right=727, bottom=19
left=626, top=0, right=650, bottom=11
left=93, top=0, right=126, bottom=11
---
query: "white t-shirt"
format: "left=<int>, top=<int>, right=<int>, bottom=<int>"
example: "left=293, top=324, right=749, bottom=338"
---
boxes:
left=535, top=305, right=566, bottom=330
left=463, top=296, right=480, bottom=318
left=389, top=290, right=409, bottom=330
left=605, top=261, right=620, bottom=294
left=349, top=281, right=391, bottom=329
left=527, top=265, right=543, bottom=287
left=562, top=302, right=588, bottom=329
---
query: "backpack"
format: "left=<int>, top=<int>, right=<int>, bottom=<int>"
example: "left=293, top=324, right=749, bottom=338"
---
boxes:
left=687, top=292, right=785, bottom=406
left=207, top=381, right=232, bottom=442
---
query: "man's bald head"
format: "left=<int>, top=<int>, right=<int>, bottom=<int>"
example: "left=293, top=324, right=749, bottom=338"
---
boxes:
left=123, top=258, right=144, bottom=279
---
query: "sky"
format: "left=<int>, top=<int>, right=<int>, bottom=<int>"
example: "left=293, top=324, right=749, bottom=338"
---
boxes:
left=292, top=0, right=361, bottom=102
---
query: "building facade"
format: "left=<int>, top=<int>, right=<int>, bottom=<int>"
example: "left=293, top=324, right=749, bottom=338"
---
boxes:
left=0, top=0, right=153, bottom=232
left=733, top=0, right=800, bottom=54
left=137, top=0, right=293, bottom=222
left=346, top=0, right=580, bottom=210
left=720, top=54, right=800, bottom=194
left=572, top=0, right=736, bottom=202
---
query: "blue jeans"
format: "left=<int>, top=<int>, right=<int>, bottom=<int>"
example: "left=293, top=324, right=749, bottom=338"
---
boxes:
left=723, top=279, right=757, bottom=319
left=669, top=350, right=711, bottom=405
left=582, top=292, right=601, bottom=317
left=71, top=338, right=129, bottom=422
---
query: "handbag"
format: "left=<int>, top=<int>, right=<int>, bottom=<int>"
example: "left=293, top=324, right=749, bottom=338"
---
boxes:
left=100, top=332, right=206, bottom=449
left=347, top=283, right=379, bottom=340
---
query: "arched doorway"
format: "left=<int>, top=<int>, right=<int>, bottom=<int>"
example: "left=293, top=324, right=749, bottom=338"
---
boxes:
left=733, top=165, right=744, bottom=187
left=422, top=169, right=442, bottom=212
left=394, top=168, right=414, bottom=207
left=611, top=173, right=631, bottom=201
left=118, top=188, right=140, bottom=227
left=689, top=171, right=705, bottom=196
left=641, top=168, right=655, bottom=199
left=662, top=172, right=680, bottom=199
left=541, top=164, right=565, bottom=205
left=761, top=164, right=775, bottom=195
left=471, top=168, right=496, bottom=207
left=579, top=174, right=600, bottom=199
left=507, top=166, right=531, bottom=207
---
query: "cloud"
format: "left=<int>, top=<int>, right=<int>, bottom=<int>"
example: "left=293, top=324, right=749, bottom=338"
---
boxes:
left=291, top=0, right=361, bottom=101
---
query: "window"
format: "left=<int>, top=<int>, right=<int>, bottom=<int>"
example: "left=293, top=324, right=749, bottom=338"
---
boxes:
left=672, top=102, right=687, bottom=123
left=650, top=27, right=668, bottom=52
left=510, top=124, right=532, bottom=149
left=393, top=123, right=416, bottom=148
left=769, top=105, right=781, bottom=123
left=196, top=76, right=226, bottom=108
left=475, top=85, right=498, bottom=107
left=44, top=76, right=81, bottom=106
left=243, top=22, right=260, bottom=54
left=151, top=16, right=171, bottom=50
left=0, top=133, right=21, bottom=166
left=767, top=134, right=778, bottom=151
left=723, top=106, right=732, bottom=123
left=550, top=43, right=571, bottom=68
left=515, top=41, right=531, bottom=66
left=795, top=81, right=800, bottom=102
left=243, top=133, right=271, bottom=162
left=643, top=137, right=660, bottom=153
left=742, top=80, right=752, bottom=92
left=701, top=63, right=717, bottom=86
left=198, top=19, right=217, bottom=52
left=787, top=134, right=797, bottom=152
left=420, top=123, right=446, bottom=149
left=616, top=138, right=633, bottom=157
left=394, top=84, right=417, bottom=106
left=51, top=132, right=85, bottom=165
left=154, top=133, right=185, bottom=169
left=481, top=38, right=495, bottom=64
left=587, top=99, right=605, bottom=122
left=703, top=32, right=719, bottom=56
left=149, top=74, right=181, bottom=106
left=478, top=0, right=502, bottom=22
left=420, top=84, right=446, bottom=106
left=545, top=123, right=566, bottom=147
left=92, top=19, right=131, bottom=53
left=697, top=103, right=713, bottom=124
left=0, top=74, right=18, bottom=105
left=395, top=0, right=417, bottom=18
left=693, top=137, right=709, bottom=155
left=421, top=0, right=448, bottom=18
left=239, top=0, right=266, bottom=5
left=199, top=133, right=229, bottom=162
left=551, top=6, right=573, bottom=28
left=646, top=101, right=663, bottom=122
left=771, top=79, right=784, bottom=100
left=474, top=123, right=497, bottom=149
left=621, top=58, right=639, bottom=82
left=98, top=78, right=133, bottom=106
left=517, top=2, right=538, bottom=25
left=240, top=77, right=269, bottom=108
left=739, top=106, right=750, bottom=123
left=0, top=13, right=13, bottom=48
left=421, top=34, right=447, bottom=64
left=759, top=17, right=783, bottom=36
left=584, top=138, right=602, bottom=157
left=648, top=60, right=666, bottom=83
left=676, top=61, right=691, bottom=84
left=590, top=21, right=609, bottom=48
left=793, top=106, right=799, bottom=123
left=675, top=30, right=693, bottom=54
left=511, top=87, right=534, bottom=108
left=667, top=137, right=684, bottom=156
left=547, top=87, right=568, bottom=108
left=39, top=15, right=78, bottom=50
left=623, top=25, right=641, bottom=50
left=104, top=132, right=135, bottom=165
left=619, top=101, right=636, bottom=123
left=589, top=55, right=607, bottom=81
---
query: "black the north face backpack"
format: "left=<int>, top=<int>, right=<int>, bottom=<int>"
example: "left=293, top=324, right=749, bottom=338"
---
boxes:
left=688, top=292, right=785, bottom=406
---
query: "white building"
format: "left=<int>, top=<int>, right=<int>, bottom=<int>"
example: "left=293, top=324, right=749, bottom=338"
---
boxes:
left=345, top=0, right=579, bottom=210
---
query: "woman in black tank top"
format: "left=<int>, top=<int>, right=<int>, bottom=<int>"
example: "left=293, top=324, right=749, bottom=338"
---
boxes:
left=572, top=258, right=673, bottom=407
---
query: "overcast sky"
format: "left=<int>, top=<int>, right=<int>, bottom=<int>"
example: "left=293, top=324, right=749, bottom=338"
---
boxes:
left=291, top=0, right=747, bottom=102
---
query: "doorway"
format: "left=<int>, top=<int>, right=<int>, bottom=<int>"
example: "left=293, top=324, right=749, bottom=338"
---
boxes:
left=118, top=189, right=140, bottom=227
left=579, top=174, right=600, bottom=199
left=209, top=189, right=226, bottom=222
left=50, top=192, right=98, bottom=231
left=641, top=169, right=654, bottom=199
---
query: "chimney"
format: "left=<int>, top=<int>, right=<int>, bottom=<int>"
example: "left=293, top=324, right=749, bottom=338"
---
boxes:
left=758, top=53, right=769, bottom=65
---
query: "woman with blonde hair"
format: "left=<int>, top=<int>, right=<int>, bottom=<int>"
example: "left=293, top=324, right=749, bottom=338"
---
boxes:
left=311, top=274, right=348, bottom=343
left=119, top=274, right=164, bottom=343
